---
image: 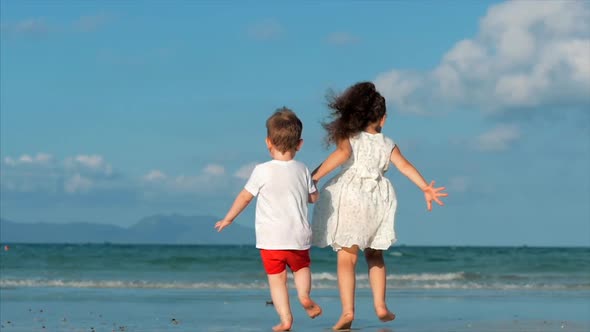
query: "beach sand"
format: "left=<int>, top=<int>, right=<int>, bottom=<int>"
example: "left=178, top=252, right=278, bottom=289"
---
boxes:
left=1, top=288, right=589, bottom=331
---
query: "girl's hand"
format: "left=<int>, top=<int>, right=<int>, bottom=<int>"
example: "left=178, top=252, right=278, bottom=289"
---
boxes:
left=422, top=181, right=448, bottom=211
left=215, top=219, right=232, bottom=232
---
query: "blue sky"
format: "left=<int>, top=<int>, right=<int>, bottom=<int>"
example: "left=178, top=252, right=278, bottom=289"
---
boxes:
left=1, top=1, right=589, bottom=246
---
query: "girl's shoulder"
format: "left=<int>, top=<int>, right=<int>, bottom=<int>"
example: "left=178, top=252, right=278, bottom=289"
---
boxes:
left=382, top=135, right=396, bottom=152
left=349, top=132, right=395, bottom=153
left=353, top=131, right=394, bottom=144
left=367, top=132, right=396, bottom=151
left=382, top=134, right=395, bottom=147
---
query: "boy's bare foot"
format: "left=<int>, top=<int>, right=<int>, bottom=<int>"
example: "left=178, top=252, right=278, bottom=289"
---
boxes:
left=300, top=298, right=322, bottom=319
left=332, top=312, right=354, bottom=331
left=272, top=321, right=292, bottom=331
left=376, top=306, right=396, bottom=322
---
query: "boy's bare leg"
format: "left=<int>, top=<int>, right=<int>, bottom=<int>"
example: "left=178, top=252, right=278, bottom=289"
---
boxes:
left=364, top=249, right=395, bottom=322
left=267, top=270, right=293, bottom=331
left=333, top=246, right=358, bottom=330
left=292, top=267, right=322, bottom=318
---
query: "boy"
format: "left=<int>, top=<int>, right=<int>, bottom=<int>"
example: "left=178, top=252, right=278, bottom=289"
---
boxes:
left=215, top=108, right=322, bottom=331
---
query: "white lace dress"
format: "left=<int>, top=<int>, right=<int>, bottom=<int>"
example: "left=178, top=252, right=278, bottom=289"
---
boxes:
left=312, top=132, right=398, bottom=251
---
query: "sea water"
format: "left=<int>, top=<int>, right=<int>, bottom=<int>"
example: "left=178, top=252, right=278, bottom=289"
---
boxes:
left=1, top=244, right=589, bottom=331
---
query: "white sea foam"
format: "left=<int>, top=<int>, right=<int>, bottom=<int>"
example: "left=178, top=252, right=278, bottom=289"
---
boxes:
left=388, top=272, right=466, bottom=281
left=310, top=272, right=466, bottom=282
left=0, top=279, right=268, bottom=289
left=2, top=275, right=586, bottom=290
left=310, top=272, right=338, bottom=281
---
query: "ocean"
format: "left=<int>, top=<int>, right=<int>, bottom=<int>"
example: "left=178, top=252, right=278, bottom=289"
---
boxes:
left=1, top=244, right=589, bottom=331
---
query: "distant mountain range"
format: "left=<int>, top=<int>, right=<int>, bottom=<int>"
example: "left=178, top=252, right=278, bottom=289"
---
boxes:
left=0, top=214, right=255, bottom=244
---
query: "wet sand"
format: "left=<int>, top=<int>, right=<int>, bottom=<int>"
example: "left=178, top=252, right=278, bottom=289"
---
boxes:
left=1, top=288, right=588, bottom=331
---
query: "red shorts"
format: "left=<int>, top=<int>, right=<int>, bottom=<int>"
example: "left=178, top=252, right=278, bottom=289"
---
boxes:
left=259, top=249, right=310, bottom=275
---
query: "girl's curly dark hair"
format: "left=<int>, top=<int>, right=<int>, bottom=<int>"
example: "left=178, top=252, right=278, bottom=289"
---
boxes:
left=322, top=81, right=386, bottom=145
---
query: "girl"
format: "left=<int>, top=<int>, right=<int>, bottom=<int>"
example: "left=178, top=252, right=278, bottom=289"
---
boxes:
left=311, top=82, right=447, bottom=330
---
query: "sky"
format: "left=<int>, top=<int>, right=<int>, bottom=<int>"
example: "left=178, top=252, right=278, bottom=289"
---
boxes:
left=1, top=0, right=589, bottom=246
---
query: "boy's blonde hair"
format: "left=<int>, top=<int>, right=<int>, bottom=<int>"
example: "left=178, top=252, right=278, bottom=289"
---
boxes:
left=266, top=107, right=303, bottom=153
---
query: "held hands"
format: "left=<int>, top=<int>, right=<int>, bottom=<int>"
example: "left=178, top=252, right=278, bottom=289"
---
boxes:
left=422, top=181, right=448, bottom=211
left=214, top=219, right=232, bottom=232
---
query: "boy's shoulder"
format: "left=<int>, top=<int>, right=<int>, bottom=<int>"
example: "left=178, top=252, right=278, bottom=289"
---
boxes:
left=289, top=159, right=312, bottom=172
left=256, top=159, right=310, bottom=172
left=289, top=159, right=310, bottom=169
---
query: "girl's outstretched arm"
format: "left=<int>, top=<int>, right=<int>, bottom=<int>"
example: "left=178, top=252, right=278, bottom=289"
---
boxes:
left=390, top=146, right=447, bottom=211
left=215, top=189, right=254, bottom=232
left=311, top=138, right=352, bottom=182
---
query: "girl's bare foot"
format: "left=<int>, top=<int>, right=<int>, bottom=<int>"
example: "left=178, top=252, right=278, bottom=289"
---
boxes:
left=376, top=306, right=396, bottom=322
left=272, top=321, right=292, bottom=331
left=300, top=298, right=323, bottom=318
left=332, top=312, right=354, bottom=331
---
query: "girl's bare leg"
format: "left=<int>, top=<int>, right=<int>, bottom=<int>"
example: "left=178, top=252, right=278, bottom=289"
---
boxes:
left=292, top=267, right=322, bottom=318
left=267, top=270, right=293, bottom=331
left=333, top=246, right=358, bottom=330
left=364, top=248, right=395, bottom=322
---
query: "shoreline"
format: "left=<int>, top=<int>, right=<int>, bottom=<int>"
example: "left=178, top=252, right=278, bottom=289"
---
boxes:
left=1, top=288, right=588, bottom=331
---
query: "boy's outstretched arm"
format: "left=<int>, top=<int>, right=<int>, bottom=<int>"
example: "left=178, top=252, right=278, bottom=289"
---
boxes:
left=215, top=189, right=254, bottom=232
left=311, top=138, right=352, bottom=182
left=390, top=146, right=448, bottom=211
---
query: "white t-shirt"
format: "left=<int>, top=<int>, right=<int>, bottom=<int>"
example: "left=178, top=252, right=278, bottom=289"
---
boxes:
left=244, top=159, right=317, bottom=250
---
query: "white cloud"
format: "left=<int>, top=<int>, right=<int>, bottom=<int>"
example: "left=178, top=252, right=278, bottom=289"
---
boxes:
left=3, top=153, right=53, bottom=166
left=203, top=164, right=225, bottom=176
left=171, top=175, right=201, bottom=191
left=73, top=13, right=110, bottom=32
left=64, top=174, right=93, bottom=193
left=448, top=176, right=470, bottom=193
left=1, top=18, right=50, bottom=36
left=476, top=124, right=521, bottom=151
left=374, top=70, right=425, bottom=114
left=234, top=163, right=257, bottom=180
left=74, top=155, right=102, bottom=168
left=65, top=154, right=113, bottom=176
left=18, top=155, right=33, bottom=163
left=144, top=170, right=167, bottom=182
left=2, top=152, right=247, bottom=200
left=35, top=153, right=53, bottom=164
left=142, top=163, right=230, bottom=194
left=1, top=13, right=110, bottom=38
left=374, top=1, right=590, bottom=114
left=1, top=153, right=115, bottom=195
left=168, top=174, right=218, bottom=192
left=326, top=32, right=359, bottom=46
left=247, top=19, right=283, bottom=41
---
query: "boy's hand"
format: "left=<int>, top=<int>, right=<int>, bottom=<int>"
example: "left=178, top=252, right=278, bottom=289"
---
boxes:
left=215, top=219, right=232, bottom=232
left=214, top=189, right=254, bottom=233
left=422, top=181, right=448, bottom=211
